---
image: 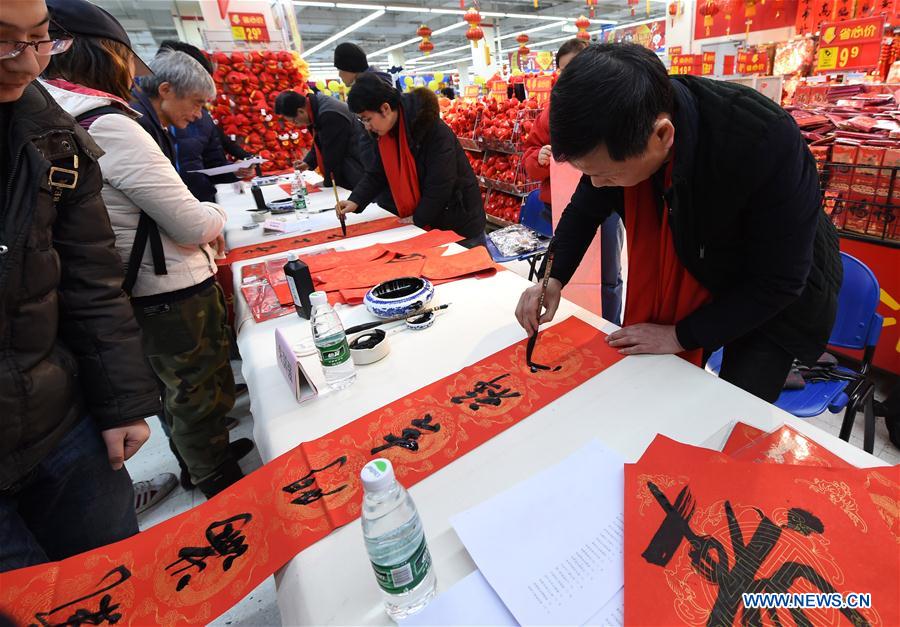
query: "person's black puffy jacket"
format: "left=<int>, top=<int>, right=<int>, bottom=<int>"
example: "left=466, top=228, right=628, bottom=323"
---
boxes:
left=0, top=83, right=160, bottom=490
left=349, top=88, right=485, bottom=239
left=550, top=76, right=842, bottom=363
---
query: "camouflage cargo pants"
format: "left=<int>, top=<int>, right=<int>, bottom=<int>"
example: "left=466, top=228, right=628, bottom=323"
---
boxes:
left=133, top=282, right=235, bottom=484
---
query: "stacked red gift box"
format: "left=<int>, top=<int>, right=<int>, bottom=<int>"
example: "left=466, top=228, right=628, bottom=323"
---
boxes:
left=208, top=50, right=313, bottom=173
left=788, top=85, right=900, bottom=240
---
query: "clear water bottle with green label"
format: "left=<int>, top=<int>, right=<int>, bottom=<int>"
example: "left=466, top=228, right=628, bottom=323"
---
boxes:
left=309, top=291, right=356, bottom=390
left=361, top=458, right=436, bottom=620
left=291, top=164, right=308, bottom=215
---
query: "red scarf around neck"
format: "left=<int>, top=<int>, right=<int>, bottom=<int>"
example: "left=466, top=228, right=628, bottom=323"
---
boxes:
left=378, top=110, right=420, bottom=218
left=622, top=162, right=711, bottom=365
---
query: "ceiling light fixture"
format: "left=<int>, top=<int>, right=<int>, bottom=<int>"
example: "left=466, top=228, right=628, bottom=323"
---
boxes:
left=301, top=9, right=386, bottom=58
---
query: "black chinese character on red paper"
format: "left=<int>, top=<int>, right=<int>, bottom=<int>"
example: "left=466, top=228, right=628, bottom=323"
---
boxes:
left=450, top=374, right=521, bottom=411
left=282, top=455, right=348, bottom=505
left=370, top=415, right=441, bottom=455
left=166, top=513, right=252, bottom=591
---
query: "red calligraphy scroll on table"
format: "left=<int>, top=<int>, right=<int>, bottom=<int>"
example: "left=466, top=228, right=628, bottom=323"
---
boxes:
left=625, top=434, right=900, bottom=626
left=0, top=317, right=625, bottom=626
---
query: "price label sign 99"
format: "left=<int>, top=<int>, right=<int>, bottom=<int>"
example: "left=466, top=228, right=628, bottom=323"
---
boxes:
left=815, top=16, right=883, bottom=72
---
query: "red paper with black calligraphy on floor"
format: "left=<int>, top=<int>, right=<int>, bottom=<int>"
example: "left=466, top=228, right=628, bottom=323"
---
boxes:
left=626, top=433, right=900, bottom=626
left=0, top=316, right=624, bottom=626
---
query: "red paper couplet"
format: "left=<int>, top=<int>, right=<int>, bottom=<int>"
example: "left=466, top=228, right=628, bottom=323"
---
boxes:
left=626, top=434, right=900, bottom=626
left=0, top=317, right=624, bottom=626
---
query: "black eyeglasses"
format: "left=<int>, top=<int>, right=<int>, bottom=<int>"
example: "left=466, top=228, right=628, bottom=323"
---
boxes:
left=0, top=37, right=73, bottom=60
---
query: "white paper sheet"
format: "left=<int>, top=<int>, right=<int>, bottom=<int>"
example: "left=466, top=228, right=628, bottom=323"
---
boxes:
left=402, top=570, right=624, bottom=627
left=402, top=570, right=516, bottom=626
left=451, top=440, right=625, bottom=626
left=188, top=156, right=266, bottom=176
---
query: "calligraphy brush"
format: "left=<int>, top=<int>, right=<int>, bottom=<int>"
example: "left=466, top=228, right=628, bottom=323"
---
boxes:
left=345, top=303, right=451, bottom=336
left=331, top=174, right=346, bottom=237
left=526, top=240, right=556, bottom=372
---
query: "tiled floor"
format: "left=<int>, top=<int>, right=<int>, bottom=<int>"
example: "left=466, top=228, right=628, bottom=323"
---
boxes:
left=124, top=356, right=899, bottom=627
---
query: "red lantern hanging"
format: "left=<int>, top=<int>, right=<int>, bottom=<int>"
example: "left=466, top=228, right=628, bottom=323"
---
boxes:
left=667, top=0, right=680, bottom=26
left=464, top=8, right=484, bottom=47
left=586, top=0, right=597, bottom=17
left=416, top=24, right=433, bottom=56
left=627, top=0, right=640, bottom=15
left=722, top=0, right=739, bottom=33
left=698, top=0, right=720, bottom=35
left=575, top=15, right=591, bottom=40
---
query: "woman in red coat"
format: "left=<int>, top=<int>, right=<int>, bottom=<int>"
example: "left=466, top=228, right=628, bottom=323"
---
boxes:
left=523, top=38, right=625, bottom=325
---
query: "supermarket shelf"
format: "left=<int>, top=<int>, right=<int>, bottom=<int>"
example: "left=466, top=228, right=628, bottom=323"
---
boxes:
left=458, top=137, right=481, bottom=151
left=478, top=176, right=539, bottom=197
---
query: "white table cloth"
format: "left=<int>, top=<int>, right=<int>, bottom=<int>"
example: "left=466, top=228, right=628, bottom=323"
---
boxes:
left=231, top=229, right=887, bottom=626
left=215, top=180, right=393, bottom=251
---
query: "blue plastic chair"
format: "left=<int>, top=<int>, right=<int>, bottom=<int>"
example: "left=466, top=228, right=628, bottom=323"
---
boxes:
left=485, top=190, right=552, bottom=281
left=706, top=253, right=884, bottom=452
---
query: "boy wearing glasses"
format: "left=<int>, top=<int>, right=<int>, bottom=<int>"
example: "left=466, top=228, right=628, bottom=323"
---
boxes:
left=0, top=0, right=160, bottom=572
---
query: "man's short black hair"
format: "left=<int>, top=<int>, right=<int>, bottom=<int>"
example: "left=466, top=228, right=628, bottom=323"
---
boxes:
left=275, top=90, right=308, bottom=117
left=157, top=39, right=213, bottom=75
left=347, top=73, right=401, bottom=114
left=550, top=43, right=674, bottom=162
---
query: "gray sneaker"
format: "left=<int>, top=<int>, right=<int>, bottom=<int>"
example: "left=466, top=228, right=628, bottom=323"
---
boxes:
left=134, top=472, right=179, bottom=515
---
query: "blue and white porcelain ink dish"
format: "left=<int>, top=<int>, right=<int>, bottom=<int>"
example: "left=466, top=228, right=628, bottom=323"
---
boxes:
left=364, top=277, right=434, bottom=319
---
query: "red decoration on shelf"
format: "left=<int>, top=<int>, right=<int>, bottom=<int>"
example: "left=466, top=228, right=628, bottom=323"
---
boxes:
left=417, top=24, right=433, bottom=56
left=575, top=15, right=592, bottom=40
left=209, top=50, right=312, bottom=173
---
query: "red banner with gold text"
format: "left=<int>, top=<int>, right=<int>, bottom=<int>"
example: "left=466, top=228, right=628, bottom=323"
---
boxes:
left=0, top=317, right=623, bottom=626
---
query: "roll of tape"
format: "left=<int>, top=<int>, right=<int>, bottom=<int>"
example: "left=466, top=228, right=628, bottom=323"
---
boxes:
left=405, top=311, right=435, bottom=330
left=349, top=330, right=390, bottom=365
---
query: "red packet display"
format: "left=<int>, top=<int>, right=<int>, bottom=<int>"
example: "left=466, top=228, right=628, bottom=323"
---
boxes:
left=625, top=446, right=900, bottom=626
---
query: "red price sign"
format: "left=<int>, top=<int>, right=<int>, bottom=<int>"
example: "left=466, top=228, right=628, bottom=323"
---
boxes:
left=670, top=54, right=701, bottom=75
left=702, top=51, right=716, bottom=75
left=525, top=74, right=553, bottom=104
left=736, top=50, right=769, bottom=74
left=487, top=80, right=508, bottom=101
left=229, top=12, right=270, bottom=43
left=463, top=85, right=479, bottom=100
left=815, top=16, right=884, bottom=73
left=668, top=45, right=682, bottom=61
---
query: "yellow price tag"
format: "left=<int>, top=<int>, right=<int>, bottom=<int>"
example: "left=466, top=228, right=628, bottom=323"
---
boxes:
left=231, top=25, right=246, bottom=40
left=818, top=46, right=838, bottom=71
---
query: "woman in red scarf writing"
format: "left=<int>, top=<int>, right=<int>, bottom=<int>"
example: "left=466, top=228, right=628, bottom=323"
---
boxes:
left=336, top=74, right=486, bottom=246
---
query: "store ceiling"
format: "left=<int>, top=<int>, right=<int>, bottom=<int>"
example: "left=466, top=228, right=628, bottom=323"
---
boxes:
left=90, top=0, right=666, bottom=71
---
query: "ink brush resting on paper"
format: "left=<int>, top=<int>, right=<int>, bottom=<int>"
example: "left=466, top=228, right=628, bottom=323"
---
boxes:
left=526, top=240, right=559, bottom=373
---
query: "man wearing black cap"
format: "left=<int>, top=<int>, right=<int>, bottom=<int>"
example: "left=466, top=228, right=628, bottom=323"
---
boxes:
left=0, top=0, right=160, bottom=571
left=333, top=42, right=393, bottom=88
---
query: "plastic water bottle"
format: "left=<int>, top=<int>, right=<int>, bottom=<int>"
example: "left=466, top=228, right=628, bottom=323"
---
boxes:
left=361, top=458, right=437, bottom=620
left=309, top=291, right=356, bottom=390
left=291, top=165, right=308, bottom=215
